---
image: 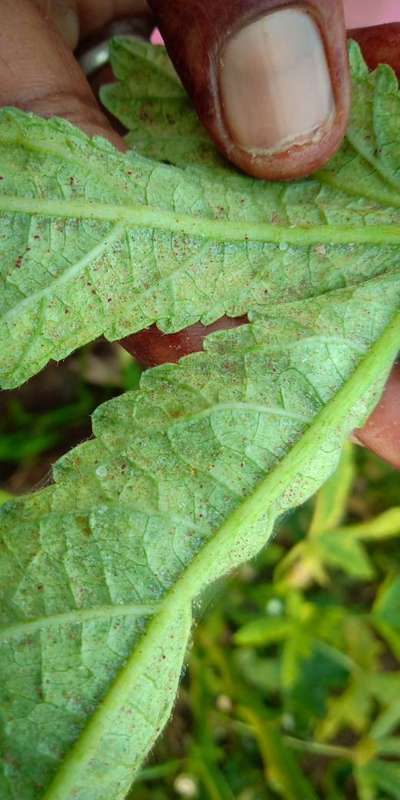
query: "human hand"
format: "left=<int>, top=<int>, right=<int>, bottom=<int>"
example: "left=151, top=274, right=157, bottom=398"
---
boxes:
left=1, top=1, right=399, bottom=467
left=130, top=0, right=400, bottom=469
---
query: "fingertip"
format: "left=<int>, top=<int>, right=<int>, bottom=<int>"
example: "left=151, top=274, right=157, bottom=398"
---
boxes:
left=150, top=0, right=351, bottom=180
left=218, top=5, right=349, bottom=180
left=31, top=0, right=80, bottom=50
left=0, top=1, right=127, bottom=155
left=354, top=364, right=400, bottom=470
left=349, top=22, right=400, bottom=80
left=216, top=103, right=348, bottom=181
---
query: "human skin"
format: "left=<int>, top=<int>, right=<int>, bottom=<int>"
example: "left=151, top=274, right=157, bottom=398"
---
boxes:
left=1, top=0, right=399, bottom=467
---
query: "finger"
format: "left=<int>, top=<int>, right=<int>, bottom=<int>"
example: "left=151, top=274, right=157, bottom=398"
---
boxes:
left=122, top=324, right=400, bottom=470
left=348, top=22, right=400, bottom=469
left=148, top=0, right=350, bottom=180
left=31, top=0, right=80, bottom=49
left=19, top=1, right=400, bottom=472
left=354, top=364, right=400, bottom=470
left=76, top=1, right=151, bottom=40
left=0, top=0, right=124, bottom=149
left=349, top=23, right=400, bottom=78
left=117, top=9, right=399, bottom=471
left=31, top=1, right=152, bottom=49
left=120, top=317, right=248, bottom=366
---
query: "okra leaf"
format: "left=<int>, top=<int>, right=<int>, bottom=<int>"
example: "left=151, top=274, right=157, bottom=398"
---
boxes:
left=239, top=709, right=319, bottom=800
left=372, top=575, right=400, bottom=659
left=1, top=41, right=400, bottom=800
left=308, top=443, right=355, bottom=536
left=100, top=38, right=218, bottom=167
left=1, top=42, right=400, bottom=387
left=355, top=761, right=400, bottom=800
left=314, top=533, right=374, bottom=580
left=0, top=301, right=399, bottom=799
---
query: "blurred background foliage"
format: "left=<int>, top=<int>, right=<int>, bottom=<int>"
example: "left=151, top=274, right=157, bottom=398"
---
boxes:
left=1, top=342, right=399, bottom=800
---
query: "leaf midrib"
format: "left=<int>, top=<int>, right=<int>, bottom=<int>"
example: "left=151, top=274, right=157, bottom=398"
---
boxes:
left=2, top=191, right=399, bottom=336
left=43, top=309, right=400, bottom=800
left=1, top=194, right=400, bottom=245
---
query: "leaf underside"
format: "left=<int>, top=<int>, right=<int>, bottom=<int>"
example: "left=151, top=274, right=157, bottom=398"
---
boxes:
left=0, top=41, right=400, bottom=800
left=0, top=42, right=400, bottom=387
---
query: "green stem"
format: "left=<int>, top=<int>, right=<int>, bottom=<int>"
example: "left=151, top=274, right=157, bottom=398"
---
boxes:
left=135, top=759, right=183, bottom=782
left=284, top=736, right=352, bottom=760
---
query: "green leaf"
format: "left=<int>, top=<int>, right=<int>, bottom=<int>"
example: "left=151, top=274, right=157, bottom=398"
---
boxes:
left=100, top=38, right=218, bottom=167
left=372, top=621, right=400, bottom=661
left=280, top=633, right=314, bottom=691
left=308, top=443, right=355, bottom=537
left=1, top=309, right=398, bottom=799
left=318, top=668, right=400, bottom=745
left=354, top=765, right=377, bottom=800
left=373, top=575, right=400, bottom=631
left=356, top=760, right=400, bottom=800
left=372, top=576, right=400, bottom=659
left=318, top=680, right=373, bottom=741
left=367, top=672, right=400, bottom=706
left=233, top=650, right=281, bottom=694
left=327, top=508, right=400, bottom=543
left=2, top=42, right=400, bottom=386
left=375, top=737, right=400, bottom=757
left=240, top=709, right=318, bottom=800
left=324, top=763, right=353, bottom=800
left=344, top=617, right=382, bottom=673
left=234, top=617, right=292, bottom=648
left=1, top=41, right=400, bottom=800
left=372, top=706, right=400, bottom=740
left=0, top=490, right=12, bottom=506
left=314, top=533, right=374, bottom=580
left=190, top=745, right=236, bottom=800
left=282, top=639, right=348, bottom=723
left=134, top=758, right=182, bottom=783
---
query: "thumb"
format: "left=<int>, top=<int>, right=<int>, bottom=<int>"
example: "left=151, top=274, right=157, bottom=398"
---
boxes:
left=149, top=0, right=350, bottom=179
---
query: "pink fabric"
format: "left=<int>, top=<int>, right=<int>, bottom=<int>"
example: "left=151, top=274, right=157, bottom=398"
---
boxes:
left=344, top=0, right=399, bottom=28
left=152, top=1, right=400, bottom=44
